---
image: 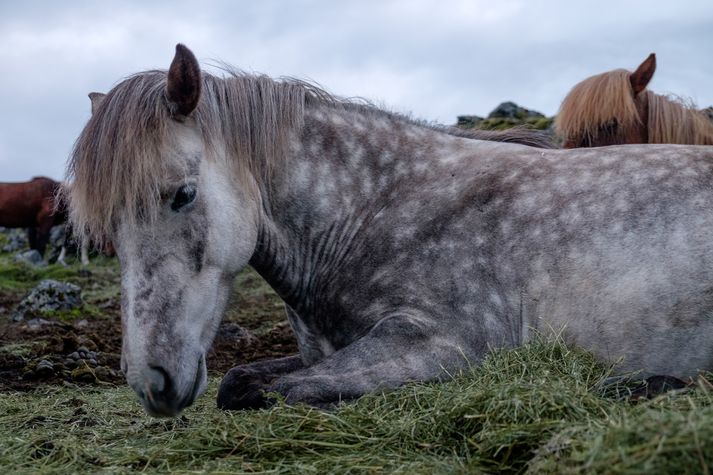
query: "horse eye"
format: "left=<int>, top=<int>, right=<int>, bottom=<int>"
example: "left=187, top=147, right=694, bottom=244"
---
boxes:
left=603, top=119, right=618, bottom=133
left=171, top=184, right=197, bottom=211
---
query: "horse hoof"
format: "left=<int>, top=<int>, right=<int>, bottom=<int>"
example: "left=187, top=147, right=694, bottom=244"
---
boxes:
left=630, top=375, right=689, bottom=400
left=217, top=367, right=273, bottom=410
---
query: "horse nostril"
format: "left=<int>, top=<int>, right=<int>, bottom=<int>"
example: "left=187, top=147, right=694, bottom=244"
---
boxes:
left=146, top=365, right=173, bottom=398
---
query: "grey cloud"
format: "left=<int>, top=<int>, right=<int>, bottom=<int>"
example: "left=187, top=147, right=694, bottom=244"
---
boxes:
left=1, top=1, right=711, bottom=181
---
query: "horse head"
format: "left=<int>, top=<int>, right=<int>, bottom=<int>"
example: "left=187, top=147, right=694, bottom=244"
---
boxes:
left=556, top=54, right=656, bottom=147
left=68, top=44, right=261, bottom=416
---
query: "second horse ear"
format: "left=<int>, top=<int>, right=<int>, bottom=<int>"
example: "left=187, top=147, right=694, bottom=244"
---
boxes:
left=630, top=53, right=656, bottom=95
left=166, top=43, right=201, bottom=118
left=88, top=92, right=106, bottom=115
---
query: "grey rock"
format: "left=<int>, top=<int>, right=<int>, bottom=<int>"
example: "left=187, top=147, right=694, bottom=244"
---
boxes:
left=488, top=101, right=544, bottom=120
left=456, top=115, right=483, bottom=128
left=217, top=322, right=254, bottom=341
left=14, top=249, right=46, bottom=267
left=49, top=225, right=66, bottom=248
left=47, top=225, right=67, bottom=263
left=2, top=228, right=29, bottom=253
left=35, top=359, right=55, bottom=378
left=11, top=279, right=82, bottom=322
left=25, top=318, right=56, bottom=328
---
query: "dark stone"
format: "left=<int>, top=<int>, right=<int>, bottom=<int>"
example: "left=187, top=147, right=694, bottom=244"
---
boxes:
left=488, top=101, right=544, bottom=120
left=25, top=318, right=56, bottom=328
left=14, top=249, right=46, bottom=267
left=217, top=322, right=253, bottom=341
left=456, top=115, right=484, bottom=128
left=49, top=225, right=66, bottom=249
left=34, top=359, right=55, bottom=379
left=2, top=228, right=29, bottom=253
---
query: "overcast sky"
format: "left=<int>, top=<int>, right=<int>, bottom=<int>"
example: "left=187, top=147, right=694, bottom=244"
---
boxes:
left=1, top=0, right=712, bottom=181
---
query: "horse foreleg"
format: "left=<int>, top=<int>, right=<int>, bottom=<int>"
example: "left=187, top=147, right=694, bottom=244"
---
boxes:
left=57, top=246, right=68, bottom=266
left=34, top=220, right=54, bottom=257
left=217, top=314, right=475, bottom=409
left=217, top=355, right=304, bottom=409
left=27, top=228, right=38, bottom=251
left=81, top=241, right=89, bottom=266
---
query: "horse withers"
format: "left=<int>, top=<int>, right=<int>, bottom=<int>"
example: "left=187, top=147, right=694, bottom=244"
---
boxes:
left=0, top=176, right=65, bottom=256
left=67, top=44, right=713, bottom=417
left=555, top=53, right=713, bottom=147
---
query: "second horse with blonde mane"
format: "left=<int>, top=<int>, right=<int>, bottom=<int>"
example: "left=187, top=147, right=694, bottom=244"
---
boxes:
left=555, top=53, right=713, bottom=147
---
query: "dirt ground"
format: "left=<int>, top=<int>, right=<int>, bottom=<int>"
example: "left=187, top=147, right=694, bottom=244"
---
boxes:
left=0, top=259, right=298, bottom=392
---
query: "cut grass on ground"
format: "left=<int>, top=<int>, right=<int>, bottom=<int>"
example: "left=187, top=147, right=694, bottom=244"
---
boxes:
left=1, top=339, right=712, bottom=474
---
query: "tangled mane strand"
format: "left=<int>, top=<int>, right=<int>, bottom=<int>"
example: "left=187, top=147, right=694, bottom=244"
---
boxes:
left=646, top=91, right=713, bottom=145
left=555, top=69, right=641, bottom=144
left=446, top=126, right=556, bottom=149
left=66, top=72, right=172, bottom=245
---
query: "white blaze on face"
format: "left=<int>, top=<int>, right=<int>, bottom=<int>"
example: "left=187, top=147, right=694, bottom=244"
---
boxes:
left=118, top=126, right=261, bottom=416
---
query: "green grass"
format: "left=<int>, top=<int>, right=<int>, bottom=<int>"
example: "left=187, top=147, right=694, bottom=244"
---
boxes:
left=1, top=339, right=711, bottom=474
left=0, top=255, right=119, bottom=293
left=0, top=254, right=120, bottom=321
left=457, top=116, right=555, bottom=132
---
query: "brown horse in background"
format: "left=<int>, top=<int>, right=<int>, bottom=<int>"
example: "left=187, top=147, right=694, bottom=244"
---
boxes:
left=555, top=53, right=713, bottom=148
left=0, top=177, right=66, bottom=256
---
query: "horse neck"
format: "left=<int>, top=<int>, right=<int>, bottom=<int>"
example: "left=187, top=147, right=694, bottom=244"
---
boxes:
left=248, top=105, right=467, bottom=312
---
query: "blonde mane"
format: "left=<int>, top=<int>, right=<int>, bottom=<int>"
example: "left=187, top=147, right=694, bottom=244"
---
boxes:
left=646, top=91, right=713, bottom=145
left=554, top=69, right=641, bottom=144
left=555, top=68, right=713, bottom=146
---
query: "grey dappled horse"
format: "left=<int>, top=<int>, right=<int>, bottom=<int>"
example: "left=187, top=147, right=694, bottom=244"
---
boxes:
left=67, top=44, right=713, bottom=417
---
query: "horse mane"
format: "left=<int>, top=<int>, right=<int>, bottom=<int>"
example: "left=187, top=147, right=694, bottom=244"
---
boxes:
left=646, top=91, right=713, bottom=145
left=554, top=69, right=641, bottom=144
left=67, top=68, right=552, bottom=244
left=555, top=68, right=713, bottom=146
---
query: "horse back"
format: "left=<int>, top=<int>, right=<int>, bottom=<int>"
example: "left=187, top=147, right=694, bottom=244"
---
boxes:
left=0, top=176, right=63, bottom=228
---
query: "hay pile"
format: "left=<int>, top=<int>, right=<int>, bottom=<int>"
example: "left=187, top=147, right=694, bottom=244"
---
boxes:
left=1, top=338, right=711, bottom=473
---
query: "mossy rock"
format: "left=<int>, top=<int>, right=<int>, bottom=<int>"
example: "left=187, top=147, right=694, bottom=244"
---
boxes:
left=11, top=280, right=83, bottom=321
left=71, top=366, right=97, bottom=383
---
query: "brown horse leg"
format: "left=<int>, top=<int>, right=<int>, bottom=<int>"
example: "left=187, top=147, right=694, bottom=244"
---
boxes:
left=34, top=220, right=54, bottom=257
left=27, top=228, right=38, bottom=251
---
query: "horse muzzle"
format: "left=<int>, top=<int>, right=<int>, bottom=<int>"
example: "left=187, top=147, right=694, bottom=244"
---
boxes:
left=126, top=354, right=207, bottom=417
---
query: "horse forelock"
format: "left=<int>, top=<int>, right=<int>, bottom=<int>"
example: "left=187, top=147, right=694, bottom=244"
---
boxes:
left=66, top=69, right=310, bottom=245
left=646, top=91, right=713, bottom=145
left=555, top=69, right=641, bottom=144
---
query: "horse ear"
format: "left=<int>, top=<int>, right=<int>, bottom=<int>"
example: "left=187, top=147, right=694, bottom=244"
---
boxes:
left=630, top=53, right=656, bottom=95
left=166, top=43, right=201, bottom=117
left=88, top=92, right=106, bottom=115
